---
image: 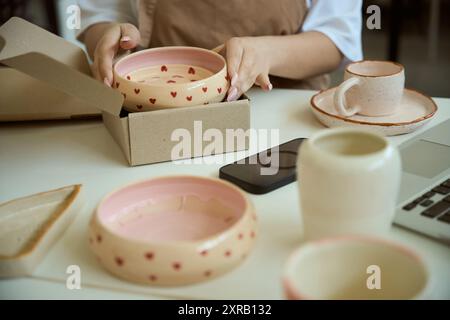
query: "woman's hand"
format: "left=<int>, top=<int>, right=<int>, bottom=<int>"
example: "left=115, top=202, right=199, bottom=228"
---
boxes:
left=85, top=23, right=141, bottom=86
left=217, top=33, right=343, bottom=101
left=219, top=37, right=273, bottom=102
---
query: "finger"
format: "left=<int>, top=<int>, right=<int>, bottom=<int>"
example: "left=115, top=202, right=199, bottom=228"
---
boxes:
left=211, top=43, right=225, bottom=54
left=235, top=49, right=259, bottom=95
left=255, top=73, right=273, bottom=91
left=94, top=27, right=121, bottom=85
left=225, top=38, right=244, bottom=81
left=119, top=23, right=141, bottom=50
left=91, top=61, right=101, bottom=82
left=98, top=54, right=115, bottom=86
left=227, top=87, right=239, bottom=102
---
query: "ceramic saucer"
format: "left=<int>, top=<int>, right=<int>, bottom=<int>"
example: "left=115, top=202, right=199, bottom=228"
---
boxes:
left=310, top=88, right=438, bottom=136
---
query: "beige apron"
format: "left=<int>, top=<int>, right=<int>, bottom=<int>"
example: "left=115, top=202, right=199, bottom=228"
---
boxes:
left=137, top=0, right=329, bottom=90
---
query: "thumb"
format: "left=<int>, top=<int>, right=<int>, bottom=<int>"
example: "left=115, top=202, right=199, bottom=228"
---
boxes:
left=119, top=23, right=141, bottom=50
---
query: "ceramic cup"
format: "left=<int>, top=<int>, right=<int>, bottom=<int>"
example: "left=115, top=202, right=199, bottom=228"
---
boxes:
left=297, top=128, right=401, bottom=240
left=333, top=60, right=405, bottom=117
left=283, top=236, right=431, bottom=300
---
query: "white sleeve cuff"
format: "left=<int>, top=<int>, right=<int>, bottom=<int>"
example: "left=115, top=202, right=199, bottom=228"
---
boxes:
left=76, top=0, right=136, bottom=41
left=302, top=0, right=363, bottom=65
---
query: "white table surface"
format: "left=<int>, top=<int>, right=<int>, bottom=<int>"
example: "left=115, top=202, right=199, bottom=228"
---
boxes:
left=1, top=88, right=449, bottom=300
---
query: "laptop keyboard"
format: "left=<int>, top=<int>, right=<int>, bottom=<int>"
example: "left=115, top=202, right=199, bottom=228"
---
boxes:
left=402, top=178, right=450, bottom=223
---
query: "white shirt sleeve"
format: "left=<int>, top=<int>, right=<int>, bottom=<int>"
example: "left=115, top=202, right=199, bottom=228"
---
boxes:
left=76, top=0, right=137, bottom=40
left=302, top=0, right=363, bottom=63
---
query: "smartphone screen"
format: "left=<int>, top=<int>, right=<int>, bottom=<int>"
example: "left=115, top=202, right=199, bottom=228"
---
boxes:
left=219, top=138, right=305, bottom=194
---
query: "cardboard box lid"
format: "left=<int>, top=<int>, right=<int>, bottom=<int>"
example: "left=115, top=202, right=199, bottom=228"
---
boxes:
left=0, top=17, right=123, bottom=116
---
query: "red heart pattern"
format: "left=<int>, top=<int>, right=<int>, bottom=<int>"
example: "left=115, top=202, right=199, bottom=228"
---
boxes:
left=104, top=224, right=256, bottom=281
left=99, top=202, right=257, bottom=282
left=172, top=262, right=182, bottom=271
left=134, top=88, right=140, bottom=94
left=149, top=98, right=156, bottom=104
left=161, top=65, right=168, bottom=72
left=137, top=105, right=143, bottom=110
left=224, top=216, right=233, bottom=223
left=171, top=91, right=177, bottom=98
left=126, top=76, right=131, bottom=80
left=202, top=87, right=208, bottom=93
left=188, top=67, right=196, bottom=75
left=115, top=257, right=124, bottom=266
left=186, top=96, right=193, bottom=101
left=217, top=88, right=222, bottom=94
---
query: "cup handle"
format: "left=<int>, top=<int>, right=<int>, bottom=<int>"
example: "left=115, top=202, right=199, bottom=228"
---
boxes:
left=333, top=77, right=361, bottom=117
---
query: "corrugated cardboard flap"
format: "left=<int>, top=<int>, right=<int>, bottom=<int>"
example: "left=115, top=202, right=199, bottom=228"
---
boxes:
left=0, top=17, right=123, bottom=116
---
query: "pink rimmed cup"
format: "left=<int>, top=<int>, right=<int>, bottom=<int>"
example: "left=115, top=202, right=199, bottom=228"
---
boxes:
left=113, top=47, right=230, bottom=112
left=334, top=60, right=405, bottom=117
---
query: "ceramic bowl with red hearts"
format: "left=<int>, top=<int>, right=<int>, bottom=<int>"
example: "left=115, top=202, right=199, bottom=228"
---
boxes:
left=88, top=176, right=258, bottom=286
left=113, top=47, right=230, bottom=112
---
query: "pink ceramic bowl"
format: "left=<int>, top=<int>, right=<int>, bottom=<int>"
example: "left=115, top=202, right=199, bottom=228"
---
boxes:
left=113, top=47, right=230, bottom=112
left=283, top=236, right=432, bottom=300
left=88, top=176, right=257, bottom=286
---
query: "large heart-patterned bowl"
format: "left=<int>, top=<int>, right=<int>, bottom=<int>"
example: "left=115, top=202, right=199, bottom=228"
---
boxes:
left=88, top=176, right=258, bottom=286
left=113, top=47, right=230, bottom=112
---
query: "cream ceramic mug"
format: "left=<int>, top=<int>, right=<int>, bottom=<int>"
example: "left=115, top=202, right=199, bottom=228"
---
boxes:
left=297, top=128, right=401, bottom=240
left=334, top=60, right=405, bottom=117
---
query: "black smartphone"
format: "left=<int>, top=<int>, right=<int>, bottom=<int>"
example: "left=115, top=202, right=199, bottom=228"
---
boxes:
left=219, top=138, right=305, bottom=194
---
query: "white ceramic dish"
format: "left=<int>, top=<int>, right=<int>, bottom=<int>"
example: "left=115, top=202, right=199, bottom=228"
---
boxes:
left=0, top=185, right=83, bottom=277
left=310, top=88, right=437, bottom=136
left=283, top=236, right=432, bottom=300
left=89, top=176, right=258, bottom=286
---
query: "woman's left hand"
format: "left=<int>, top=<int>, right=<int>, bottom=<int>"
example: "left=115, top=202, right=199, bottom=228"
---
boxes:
left=215, top=37, right=273, bottom=102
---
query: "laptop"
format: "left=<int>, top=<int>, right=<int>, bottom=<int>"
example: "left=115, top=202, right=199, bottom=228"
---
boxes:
left=394, top=118, right=450, bottom=243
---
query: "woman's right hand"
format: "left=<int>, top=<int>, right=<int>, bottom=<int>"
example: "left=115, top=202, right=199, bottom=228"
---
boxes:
left=87, top=23, right=141, bottom=86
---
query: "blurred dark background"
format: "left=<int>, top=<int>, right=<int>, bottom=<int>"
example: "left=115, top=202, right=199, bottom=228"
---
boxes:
left=1, top=0, right=449, bottom=97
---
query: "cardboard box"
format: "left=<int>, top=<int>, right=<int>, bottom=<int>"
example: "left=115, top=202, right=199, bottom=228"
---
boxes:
left=0, top=18, right=250, bottom=166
